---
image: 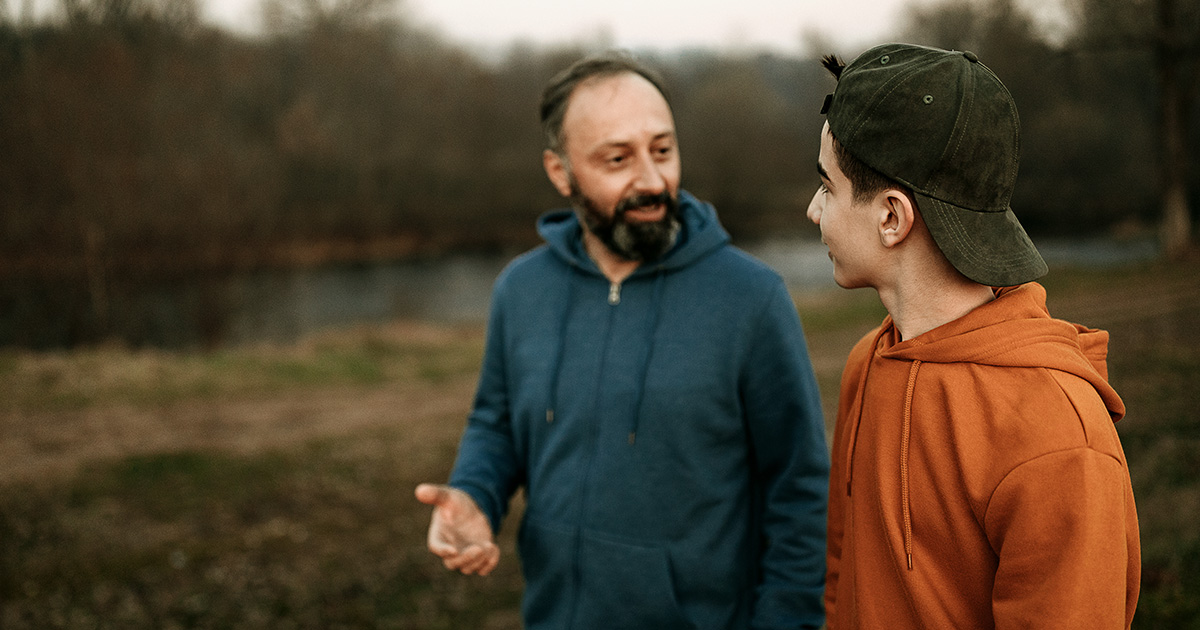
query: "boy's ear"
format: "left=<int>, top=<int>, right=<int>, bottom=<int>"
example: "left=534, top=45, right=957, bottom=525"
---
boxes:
left=543, top=149, right=573, bottom=197
left=878, top=188, right=916, bottom=248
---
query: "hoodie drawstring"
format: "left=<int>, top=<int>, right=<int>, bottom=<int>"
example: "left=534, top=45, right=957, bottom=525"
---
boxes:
left=901, top=359, right=922, bottom=571
left=546, top=268, right=578, bottom=424
left=546, top=267, right=664, bottom=446
left=628, top=270, right=666, bottom=445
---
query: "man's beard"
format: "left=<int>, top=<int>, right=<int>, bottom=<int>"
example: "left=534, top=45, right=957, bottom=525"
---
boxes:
left=570, top=183, right=682, bottom=263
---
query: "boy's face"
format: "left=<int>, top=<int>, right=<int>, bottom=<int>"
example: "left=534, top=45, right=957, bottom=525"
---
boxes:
left=809, top=122, right=882, bottom=290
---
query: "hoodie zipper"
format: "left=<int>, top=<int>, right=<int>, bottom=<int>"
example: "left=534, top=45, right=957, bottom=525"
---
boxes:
left=608, top=281, right=621, bottom=305
left=570, top=280, right=620, bottom=626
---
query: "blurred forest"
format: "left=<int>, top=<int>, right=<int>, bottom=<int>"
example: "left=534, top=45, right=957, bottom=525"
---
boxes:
left=1, top=0, right=1198, bottom=348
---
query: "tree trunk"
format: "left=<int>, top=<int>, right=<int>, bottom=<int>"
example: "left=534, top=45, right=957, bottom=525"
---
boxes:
left=1156, top=0, right=1193, bottom=258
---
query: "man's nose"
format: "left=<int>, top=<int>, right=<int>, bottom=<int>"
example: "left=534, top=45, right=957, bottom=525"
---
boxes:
left=633, top=154, right=667, bottom=194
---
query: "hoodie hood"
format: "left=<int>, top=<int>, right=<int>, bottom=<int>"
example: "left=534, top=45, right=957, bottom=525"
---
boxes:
left=835, top=282, right=1127, bottom=579
left=535, top=189, right=731, bottom=276
left=879, top=283, right=1124, bottom=421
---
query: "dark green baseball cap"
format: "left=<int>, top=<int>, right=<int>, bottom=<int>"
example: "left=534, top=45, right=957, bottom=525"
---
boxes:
left=822, top=43, right=1047, bottom=287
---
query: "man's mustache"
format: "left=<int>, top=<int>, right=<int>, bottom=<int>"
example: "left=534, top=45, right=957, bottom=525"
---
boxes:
left=615, top=191, right=673, bottom=216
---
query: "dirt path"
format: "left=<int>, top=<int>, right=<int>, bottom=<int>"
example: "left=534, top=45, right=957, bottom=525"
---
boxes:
left=0, top=377, right=478, bottom=483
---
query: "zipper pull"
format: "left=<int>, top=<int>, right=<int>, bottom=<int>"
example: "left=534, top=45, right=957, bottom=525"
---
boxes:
left=608, top=282, right=621, bottom=305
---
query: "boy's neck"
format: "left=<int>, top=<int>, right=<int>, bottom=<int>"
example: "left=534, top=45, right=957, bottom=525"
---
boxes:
left=877, top=259, right=997, bottom=341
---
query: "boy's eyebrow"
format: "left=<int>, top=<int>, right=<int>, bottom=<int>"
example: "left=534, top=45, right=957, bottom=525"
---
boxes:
left=817, top=161, right=831, bottom=181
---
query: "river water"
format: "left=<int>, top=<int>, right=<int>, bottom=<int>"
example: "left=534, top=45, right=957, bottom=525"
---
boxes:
left=1, top=236, right=1159, bottom=349
left=218, top=236, right=1158, bottom=346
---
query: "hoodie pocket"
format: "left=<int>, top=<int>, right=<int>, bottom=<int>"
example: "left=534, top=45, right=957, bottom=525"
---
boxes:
left=575, top=531, right=694, bottom=630
left=519, top=519, right=694, bottom=630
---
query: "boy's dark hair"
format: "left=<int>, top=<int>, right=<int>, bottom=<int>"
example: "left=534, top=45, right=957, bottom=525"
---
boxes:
left=831, top=135, right=904, bottom=205
left=821, top=53, right=911, bottom=205
left=540, top=51, right=671, bottom=154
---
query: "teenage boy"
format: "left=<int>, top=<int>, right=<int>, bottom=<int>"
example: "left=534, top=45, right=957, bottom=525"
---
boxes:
left=809, top=43, right=1140, bottom=629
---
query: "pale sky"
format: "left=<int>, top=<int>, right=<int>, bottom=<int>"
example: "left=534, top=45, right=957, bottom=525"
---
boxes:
left=199, top=0, right=914, bottom=54
left=16, top=0, right=1068, bottom=56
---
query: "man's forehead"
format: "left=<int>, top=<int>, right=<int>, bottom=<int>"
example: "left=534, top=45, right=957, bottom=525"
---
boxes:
left=570, top=71, right=660, bottom=104
left=562, top=73, right=674, bottom=137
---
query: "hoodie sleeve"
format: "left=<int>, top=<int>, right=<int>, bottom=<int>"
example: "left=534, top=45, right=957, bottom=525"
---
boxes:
left=984, top=368, right=1139, bottom=629
left=741, top=281, right=831, bottom=630
left=447, top=276, right=524, bottom=534
left=984, top=368, right=1139, bottom=630
left=985, top=446, right=1139, bottom=629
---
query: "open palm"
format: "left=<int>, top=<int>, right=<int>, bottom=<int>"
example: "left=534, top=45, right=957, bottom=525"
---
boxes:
left=414, top=483, right=500, bottom=576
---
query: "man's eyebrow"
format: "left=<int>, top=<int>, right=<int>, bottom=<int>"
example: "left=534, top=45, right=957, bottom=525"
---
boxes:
left=626, top=130, right=677, bottom=146
left=817, top=161, right=830, bottom=181
left=593, top=130, right=676, bottom=153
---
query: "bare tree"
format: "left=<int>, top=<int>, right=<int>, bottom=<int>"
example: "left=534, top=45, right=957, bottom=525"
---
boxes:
left=57, top=0, right=200, bottom=29
left=1152, top=0, right=1197, bottom=256
left=1068, top=0, right=1199, bottom=257
left=261, top=0, right=402, bottom=35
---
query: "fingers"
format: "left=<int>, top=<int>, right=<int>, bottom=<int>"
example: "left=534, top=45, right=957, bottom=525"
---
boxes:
left=462, top=547, right=500, bottom=576
left=441, top=542, right=500, bottom=576
left=441, top=544, right=483, bottom=572
left=428, top=520, right=500, bottom=575
left=414, top=483, right=449, bottom=506
left=475, top=544, right=500, bottom=576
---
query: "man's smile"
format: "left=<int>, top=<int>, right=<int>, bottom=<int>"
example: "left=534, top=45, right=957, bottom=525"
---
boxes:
left=622, top=203, right=667, bottom=222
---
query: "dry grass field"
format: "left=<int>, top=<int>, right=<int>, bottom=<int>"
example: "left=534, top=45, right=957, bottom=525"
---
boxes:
left=2, top=253, right=1198, bottom=629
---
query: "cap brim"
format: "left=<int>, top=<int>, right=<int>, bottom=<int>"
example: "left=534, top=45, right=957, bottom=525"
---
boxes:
left=915, top=192, right=1048, bottom=287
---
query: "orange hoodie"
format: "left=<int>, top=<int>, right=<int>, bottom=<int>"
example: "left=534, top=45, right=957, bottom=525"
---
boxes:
left=825, top=283, right=1140, bottom=629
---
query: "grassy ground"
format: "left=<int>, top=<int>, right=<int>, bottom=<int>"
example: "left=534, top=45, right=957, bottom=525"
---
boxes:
left=1, top=255, right=1197, bottom=629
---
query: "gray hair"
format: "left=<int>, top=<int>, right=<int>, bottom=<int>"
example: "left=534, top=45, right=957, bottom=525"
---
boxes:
left=539, top=51, right=671, bottom=155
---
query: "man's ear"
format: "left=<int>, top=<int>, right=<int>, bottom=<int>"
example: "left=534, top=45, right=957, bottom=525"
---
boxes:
left=878, top=189, right=916, bottom=248
left=543, top=149, right=573, bottom=197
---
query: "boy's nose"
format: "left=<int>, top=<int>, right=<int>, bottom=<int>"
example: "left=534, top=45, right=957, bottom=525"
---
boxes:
left=806, top=190, right=824, bottom=225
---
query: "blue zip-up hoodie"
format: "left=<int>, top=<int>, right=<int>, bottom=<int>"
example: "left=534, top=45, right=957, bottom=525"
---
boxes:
left=449, top=191, right=829, bottom=629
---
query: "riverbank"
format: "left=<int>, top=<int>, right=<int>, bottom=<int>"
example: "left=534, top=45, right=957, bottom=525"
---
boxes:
left=1, top=254, right=1197, bottom=628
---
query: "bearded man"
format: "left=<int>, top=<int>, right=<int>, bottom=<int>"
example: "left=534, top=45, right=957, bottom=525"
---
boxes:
left=416, top=51, right=830, bottom=630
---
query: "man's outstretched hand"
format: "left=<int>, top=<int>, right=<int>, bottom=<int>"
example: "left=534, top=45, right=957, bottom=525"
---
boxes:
left=414, top=483, right=500, bottom=576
